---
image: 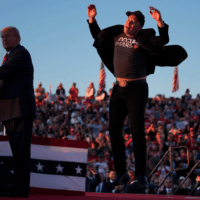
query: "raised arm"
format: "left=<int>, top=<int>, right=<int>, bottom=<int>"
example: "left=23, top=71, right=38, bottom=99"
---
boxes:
left=149, top=6, right=164, bottom=28
left=87, top=4, right=101, bottom=39
left=147, top=6, right=169, bottom=47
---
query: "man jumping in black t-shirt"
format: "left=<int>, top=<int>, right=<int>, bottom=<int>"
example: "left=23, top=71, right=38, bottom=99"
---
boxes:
left=87, top=5, right=180, bottom=190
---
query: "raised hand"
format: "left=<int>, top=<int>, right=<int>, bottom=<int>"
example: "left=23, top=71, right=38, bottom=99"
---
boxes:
left=87, top=4, right=97, bottom=23
left=149, top=6, right=164, bottom=27
left=149, top=7, right=162, bottom=21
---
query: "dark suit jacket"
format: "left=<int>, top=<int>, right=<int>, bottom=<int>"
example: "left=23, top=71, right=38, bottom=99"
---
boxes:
left=86, top=173, right=101, bottom=192
left=159, top=187, right=176, bottom=195
left=0, top=44, right=36, bottom=122
left=123, top=181, right=144, bottom=194
left=88, top=20, right=187, bottom=76
left=104, top=180, right=114, bottom=193
left=96, top=181, right=107, bottom=193
left=159, top=188, right=167, bottom=195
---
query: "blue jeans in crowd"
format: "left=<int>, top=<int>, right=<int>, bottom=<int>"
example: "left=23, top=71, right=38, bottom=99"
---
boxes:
left=109, top=80, right=148, bottom=176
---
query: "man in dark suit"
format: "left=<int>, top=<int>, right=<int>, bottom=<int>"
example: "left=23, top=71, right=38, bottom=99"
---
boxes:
left=95, top=169, right=106, bottom=193
left=85, top=167, right=101, bottom=192
left=0, top=26, right=36, bottom=197
left=159, top=178, right=174, bottom=195
left=104, top=170, right=116, bottom=193
left=87, top=5, right=187, bottom=190
left=123, top=170, right=145, bottom=194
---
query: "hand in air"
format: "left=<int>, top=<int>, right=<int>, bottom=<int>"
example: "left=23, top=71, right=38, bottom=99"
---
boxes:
left=149, top=6, right=162, bottom=22
left=87, top=4, right=97, bottom=18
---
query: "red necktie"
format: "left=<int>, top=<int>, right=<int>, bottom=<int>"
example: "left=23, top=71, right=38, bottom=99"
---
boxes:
left=2, top=53, right=8, bottom=65
left=0, top=53, right=8, bottom=87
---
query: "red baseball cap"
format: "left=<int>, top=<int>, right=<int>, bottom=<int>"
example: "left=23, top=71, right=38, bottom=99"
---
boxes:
left=193, top=115, right=199, bottom=121
left=124, top=134, right=130, bottom=139
left=181, top=153, right=186, bottom=158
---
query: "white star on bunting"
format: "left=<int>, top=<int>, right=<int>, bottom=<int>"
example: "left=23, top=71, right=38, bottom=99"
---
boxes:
left=36, top=162, right=44, bottom=172
left=55, top=163, right=64, bottom=173
left=75, top=165, right=82, bottom=174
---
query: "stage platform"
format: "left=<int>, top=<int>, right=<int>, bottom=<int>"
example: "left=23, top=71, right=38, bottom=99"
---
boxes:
left=1, top=192, right=200, bottom=200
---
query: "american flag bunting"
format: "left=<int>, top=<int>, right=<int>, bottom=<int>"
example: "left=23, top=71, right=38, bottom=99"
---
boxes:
left=99, top=61, right=106, bottom=90
left=0, top=136, right=88, bottom=192
left=172, top=66, right=179, bottom=93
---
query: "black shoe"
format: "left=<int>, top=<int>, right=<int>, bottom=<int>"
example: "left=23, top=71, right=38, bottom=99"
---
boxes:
left=137, top=176, right=149, bottom=190
left=0, top=184, right=14, bottom=193
left=0, top=191, right=29, bottom=198
left=110, top=172, right=130, bottom=187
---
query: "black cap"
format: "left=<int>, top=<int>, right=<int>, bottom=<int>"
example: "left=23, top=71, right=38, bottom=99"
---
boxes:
left=126, top=10, right=145, bottom=27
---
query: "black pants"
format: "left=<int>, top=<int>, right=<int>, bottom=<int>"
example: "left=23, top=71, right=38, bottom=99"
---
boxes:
left=3, top=117, right=33, bottom=195
left=109, top=81, right=148, bottom=176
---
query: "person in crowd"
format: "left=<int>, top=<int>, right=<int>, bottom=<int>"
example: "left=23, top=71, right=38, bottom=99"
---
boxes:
left=156, top=161, right=170, bottom=179
left=96, top=131, right=111, bottom=154
left=56, top=83, right=65, bottom=102
left=176, top=177, right=192, bottom=195
left=152, top=132, right=167, bottom=163
left=104, top=170, right=116, bottom=193
left=95, top=169, right=106, bottom=193
left=99, top=102, right=109, bottom=122
left=175, top=151, right=188, bottom=178
left=34, top=82, right=45, bottom=102
left=68, top=82, right=79, bottom=102
left=104, top=150, right=115, bottom=171
left=85, top=166, right=101, bottom=192
left=88, top=117, right=104, bottom=138
left=159, top=178, right=174, bottom=195
left=168, top=123, right=178, bottom=137
left=95, top=87, right=108, bottom=102
left=195, top=175, right=200, bottom=196
left=70, top=111, right=83, bottom=127
left=88, top=149, right=99, bottom=163
left=148, top=172, right=161, bottom=194
left=164, top=105, right=173, bottom=121
left=43, top=92, right=50, bottom=104
left=184, top=89, right=192, bottom=101
left=85, top=82, right=95, bottom=102
left=66, top=126, right=76, bottom=140
left=146, top=123, right=157, bottom=142
left=186, top=128, right=199, bottom=151
left=58, top=128, right=68, bottom=139
left=123, top=169, right=144, bottom=194
left=165, top=132, right=176, bottom=148
left=95, top=154, right=109, bottom=177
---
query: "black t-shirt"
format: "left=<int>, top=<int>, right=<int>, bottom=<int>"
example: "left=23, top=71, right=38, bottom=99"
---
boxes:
left=113, top=33, right=148, bottom=79
left=56, top=88, right=65, bottom=96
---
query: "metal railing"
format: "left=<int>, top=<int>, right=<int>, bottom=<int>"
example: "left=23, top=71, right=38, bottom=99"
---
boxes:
left=148, top=146, right=190, bottom=195
left=174, top=160, right=200, bottom=195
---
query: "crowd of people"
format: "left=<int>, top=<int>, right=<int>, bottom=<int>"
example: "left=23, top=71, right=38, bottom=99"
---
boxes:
left=1, top=82, right=199, bottom=195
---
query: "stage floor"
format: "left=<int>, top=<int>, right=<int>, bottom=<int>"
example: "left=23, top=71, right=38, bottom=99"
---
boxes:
left=1, top=192, right=200, bottom=200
